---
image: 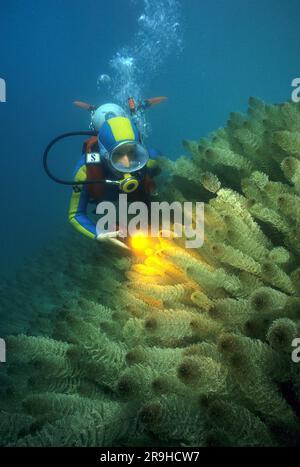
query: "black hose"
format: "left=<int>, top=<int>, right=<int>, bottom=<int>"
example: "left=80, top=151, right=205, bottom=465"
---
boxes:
left=43, top=131, right=109, bottom=185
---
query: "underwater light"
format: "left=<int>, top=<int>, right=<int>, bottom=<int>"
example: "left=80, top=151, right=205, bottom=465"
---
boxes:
left=130, top=233, right=151, bottom=251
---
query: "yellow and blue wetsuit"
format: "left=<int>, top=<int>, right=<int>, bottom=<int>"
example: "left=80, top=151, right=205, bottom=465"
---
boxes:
left=68, top=154, right=98, bottom=240
left=68, top=146, right=160, bottom=240
left=69, top=115, right=160, bottom=240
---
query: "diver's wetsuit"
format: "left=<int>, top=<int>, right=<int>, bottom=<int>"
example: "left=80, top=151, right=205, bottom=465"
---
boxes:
left=68, top=138, right=160, bottom=239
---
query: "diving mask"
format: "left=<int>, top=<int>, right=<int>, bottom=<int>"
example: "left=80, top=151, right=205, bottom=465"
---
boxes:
left=110, top=142, right=149, bottom=173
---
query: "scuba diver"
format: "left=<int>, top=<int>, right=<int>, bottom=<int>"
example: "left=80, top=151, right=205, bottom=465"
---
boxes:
left=43, top=97, right=166, bottom=250
left=43, top=97, right=166, bottom=248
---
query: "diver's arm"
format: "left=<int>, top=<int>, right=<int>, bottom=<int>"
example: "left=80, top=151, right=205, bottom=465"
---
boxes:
left=68, top=164, right=97, bottom=240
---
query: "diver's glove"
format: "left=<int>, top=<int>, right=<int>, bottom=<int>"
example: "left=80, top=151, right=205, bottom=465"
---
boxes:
left=96, top=231, right=130, bottom=250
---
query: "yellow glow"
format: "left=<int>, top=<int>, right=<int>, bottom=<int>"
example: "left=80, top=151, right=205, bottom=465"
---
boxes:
left=145, top=247, right=155, bottom=256
left=131, top=233, right=151, bottom=251
left=132, top=264, right=164, bottom=276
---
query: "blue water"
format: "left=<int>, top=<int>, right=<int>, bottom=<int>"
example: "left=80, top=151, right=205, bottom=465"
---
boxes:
left=0, top=0, right=299, bottom=275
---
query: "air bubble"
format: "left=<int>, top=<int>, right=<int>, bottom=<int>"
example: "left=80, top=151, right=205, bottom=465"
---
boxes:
left=97, top=74, right=111, bottom=86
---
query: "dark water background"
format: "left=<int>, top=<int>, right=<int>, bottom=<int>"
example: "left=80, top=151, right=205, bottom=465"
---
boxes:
left=0, top=0, right=299, bottom=275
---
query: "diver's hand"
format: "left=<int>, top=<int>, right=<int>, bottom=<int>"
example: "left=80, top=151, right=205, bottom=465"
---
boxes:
left=97, top=231, right=120, bottom=240
left=97, top=231, right=130, bottom=250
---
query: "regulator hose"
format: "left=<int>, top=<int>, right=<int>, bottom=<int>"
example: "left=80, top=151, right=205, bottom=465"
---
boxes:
left=43, top=131, right=110, bottom=185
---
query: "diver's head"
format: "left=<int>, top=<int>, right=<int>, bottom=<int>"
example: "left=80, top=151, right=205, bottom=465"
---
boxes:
left=98, top=116, right=149, bottom=175
left=91, top=103, right=127, bottom=131
left=110, top=141, right=149, bottom=173
left=112, top=145, right=132, bottom=169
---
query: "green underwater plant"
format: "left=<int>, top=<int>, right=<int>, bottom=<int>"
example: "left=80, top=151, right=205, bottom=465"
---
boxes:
left=1, top=97, right=300, bottom=446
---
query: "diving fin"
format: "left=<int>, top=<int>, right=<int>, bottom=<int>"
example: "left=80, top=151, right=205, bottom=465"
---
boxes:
left=73, top=101, right=96, bottom=111
left=146, top=96, right=168, bottom=106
